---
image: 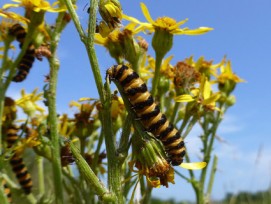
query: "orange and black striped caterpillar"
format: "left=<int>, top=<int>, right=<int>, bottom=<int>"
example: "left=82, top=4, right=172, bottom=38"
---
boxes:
left=1, top=179, right=12, bottom=203
left=3, top=124, right=33, bottom=194
left=9, top=152, right=33, bottom=194
left=106, top=65, right=185, bottom=166
left=9, top=23, right=35, bottom=82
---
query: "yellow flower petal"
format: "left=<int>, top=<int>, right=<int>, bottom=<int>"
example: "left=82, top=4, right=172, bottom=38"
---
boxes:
left=175, top=94, right=195, bottom=102
left=174, top=27, right=213, bottom=35
left=140, top=3, right=155, bottom=24
left=180, top=162, right=207, bottom=170
left=202, top=92, right=221, bottom=106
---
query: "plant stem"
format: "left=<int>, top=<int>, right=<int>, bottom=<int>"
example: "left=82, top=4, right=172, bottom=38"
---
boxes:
left=69, top=142, right=116, bottom=202
left=170, top=102, right=180, bottom=124
left=206, top=155, right=218, bottom=200
left=151, top=53, right=163, bottom=98
left=103, top=81, right=124, bottom=203
left=117, top=113, right=132, bottom=163
left=65, top=0, right=124, bottom=203
left=48, top=11, right=68, bottom=204
left=0, top=40, right=12, bottom=153
left=37, top=156, right=45, bottom=195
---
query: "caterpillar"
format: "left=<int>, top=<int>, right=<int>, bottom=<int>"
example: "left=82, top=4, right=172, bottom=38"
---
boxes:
left=4, top=123, right=33, bottom=195
left=106, top=65, right=185, bottom=166
left=1, top=179, right=12, bottom=203
left=9, top=23, right=35, bottom=82
left=9, top=152, right=33, bottom=194
left=5, top=124, right=19, bottom=148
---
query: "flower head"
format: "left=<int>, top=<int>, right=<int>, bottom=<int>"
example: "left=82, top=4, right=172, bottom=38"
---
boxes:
left=174, top=61, right=201, bottom=94
left=99, top=0, right=122, bottom=29
left=16, top=88, right=45, bottom=117
left=95, top=23, right=141, bottom=62
left=124, top=3, right=213, bottom=59
left=69, top=99, right=100, bottom=138
left=3, top=0, right=66, bottom=13
left=216, top=60, right=245, bottom=94
left=130, top=139, right=173, bottom=188
left=123, top=3, right=213, bottom=35
left=0, top=9, right=29, bottom=24
left=175, top=76, right=221, bottom=112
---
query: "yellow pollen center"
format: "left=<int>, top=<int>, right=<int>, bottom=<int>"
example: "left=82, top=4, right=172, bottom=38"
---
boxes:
left=155, top=17, right=177, bottom=28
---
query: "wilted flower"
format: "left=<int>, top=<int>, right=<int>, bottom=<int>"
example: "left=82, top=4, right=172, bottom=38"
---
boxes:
left=174, top=61, right=201, bottom=93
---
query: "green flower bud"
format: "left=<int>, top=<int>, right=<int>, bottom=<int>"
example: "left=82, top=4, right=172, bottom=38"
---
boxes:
left=152, top=29, right=173, bottom=58
left=226, top=95, right=236, bottom=106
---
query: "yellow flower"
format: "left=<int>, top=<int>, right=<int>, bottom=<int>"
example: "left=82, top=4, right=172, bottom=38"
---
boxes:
left=123, top=3, right=213, bottom=35
left=16, top=88, right=45, bottom=117
left=175, top=76, right=221, bottom=111
left=3, top=0, right=66, bottom=13
left=14, top=127, right=41, bottom=154
left=111, top=96, right=125, bottom=119
left=99, top=0, right=122, bottom=29
left=0, top=9, right=29, bottom=24
left=95, top=23, right=139, bottom=61
left=217, top=60, right=245, bottom=94
left=139, top=55, right=174, bottom=81
left=184, top=56, right=222, bottom=79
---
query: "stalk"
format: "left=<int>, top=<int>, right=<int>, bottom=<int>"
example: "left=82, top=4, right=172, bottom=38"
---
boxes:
left=151, top=53, right=163, bottom=97
left=37, top=156, right=45, bottom=195
left=64, top=0, right=126, bottom=202
left=69, top=142, right=116, bottom=202
left=48, top=12, right=69, bottom=204
left=206, top=155, right=218, bottom=201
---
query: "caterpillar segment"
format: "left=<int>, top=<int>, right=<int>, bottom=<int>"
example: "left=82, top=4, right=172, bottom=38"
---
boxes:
left=107, top=65, right=186, bottom=166
left=6, top=124, right=19, bottom=148
left=1, top=179, right=12, bottom=203
left=9, top=152, right=33, bottom=194
left=8, top=23, right=36, bottom=82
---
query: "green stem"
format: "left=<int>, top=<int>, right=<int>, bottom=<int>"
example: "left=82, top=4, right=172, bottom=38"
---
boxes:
left=117, top=113, right=132, bottom=163
left=69, top=142, right=116, bottom=202
left=0, top=178, right=8, bottom=204
left=198, top=105, right=223, bottom=203
left=48, top=12, right=68, bottom=204
left=37, top=156, right=45, bottom=195
left=182, top=116, right=198, bottom=139
left=170, top=102, right=180, bottom=124
left=103, top=80, right=124, bottom=203
left=92, top=130, right=104, bottom=174
left=174, top=169, right=190, bottom=182
left=65, top=0, right=124, bottom=203
left=141, top=186, right=153, bottom=204
left=151, top=53, right=163, bottom=97
left=63, top=0, right=105, bottom=103
left=206, top=155, right=218, bottom=200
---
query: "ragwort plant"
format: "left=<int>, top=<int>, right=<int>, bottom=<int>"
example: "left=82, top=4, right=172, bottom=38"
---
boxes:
left=0, top=0, right=244, bottom=204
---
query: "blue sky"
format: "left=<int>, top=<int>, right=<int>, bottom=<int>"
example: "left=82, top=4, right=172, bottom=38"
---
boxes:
left=2, top=0, right=271, bottom=202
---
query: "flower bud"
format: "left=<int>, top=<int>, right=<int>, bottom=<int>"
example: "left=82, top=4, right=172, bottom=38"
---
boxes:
left=99, top=0, right=122, bottom=29
left=152, top=29, right=173, bottom=58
